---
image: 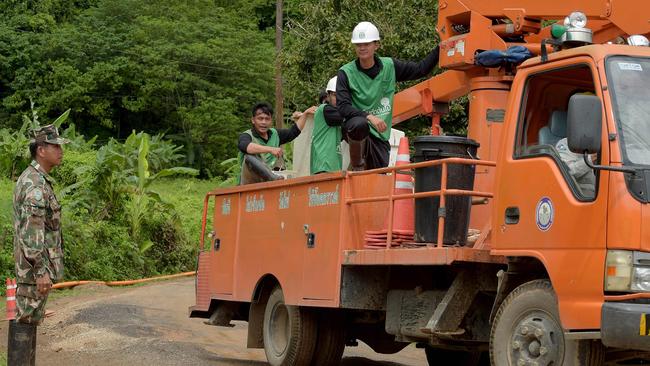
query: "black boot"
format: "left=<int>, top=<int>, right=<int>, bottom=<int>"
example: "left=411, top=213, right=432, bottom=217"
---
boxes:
left=7, top=320, right=36, bottom=366
left=348, top=138, right=367, bottom=171
left=30, top=324, right=36, bottom=366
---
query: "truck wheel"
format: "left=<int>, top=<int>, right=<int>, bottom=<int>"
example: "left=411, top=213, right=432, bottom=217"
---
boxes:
left=490, top=280, right=604, bottom=366
left=263, top=287, right=317, bottom=366
left=424, top=347, right=488, bottom=366
left=310, top=310, right=345, bottom=366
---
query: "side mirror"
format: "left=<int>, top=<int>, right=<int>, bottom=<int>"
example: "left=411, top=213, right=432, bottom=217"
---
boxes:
left=567, top=94, right=602, bottom=154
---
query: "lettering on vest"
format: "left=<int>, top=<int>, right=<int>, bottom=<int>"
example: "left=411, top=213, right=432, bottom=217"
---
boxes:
left=245, top=194, right=266, bottom=212
left=221, top=198, right=231, bottom=215
left=279, top=190, right=290, bottom=210
left=308, top=185, right=340, bottom=207
left=368, top=97, right=392, bottom=117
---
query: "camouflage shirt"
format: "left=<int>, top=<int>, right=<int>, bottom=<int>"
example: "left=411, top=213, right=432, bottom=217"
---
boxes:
left=13, top=160, right=64, bottom=284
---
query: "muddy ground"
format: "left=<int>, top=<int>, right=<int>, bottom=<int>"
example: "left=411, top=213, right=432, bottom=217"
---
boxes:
left=0, top=277, right=427, bottom=365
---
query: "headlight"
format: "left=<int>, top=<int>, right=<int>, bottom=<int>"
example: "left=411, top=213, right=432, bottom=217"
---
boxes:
left=628, top=35, right=650, bottom=47
left=605, top=250, right=633, bottom=291
left=561, top=11, right=592, bottom=46
left=605, top=250, right=650, bottom=293
left=567, top=11, right=587, bottom=29
left=632, top=267, right=650, bottom=292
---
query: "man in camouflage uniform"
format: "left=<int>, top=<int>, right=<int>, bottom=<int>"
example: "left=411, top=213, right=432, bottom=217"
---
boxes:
left=9, top=124, right=68, bottom=365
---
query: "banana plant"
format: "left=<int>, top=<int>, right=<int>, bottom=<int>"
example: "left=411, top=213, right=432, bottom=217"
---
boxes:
left=0, top=121, right=30, bottom=180
left=127, top=134, right=198, bottom=253
left=218, top=157, right=240, bottom=187
left=0, top=105, right=72, bottom=180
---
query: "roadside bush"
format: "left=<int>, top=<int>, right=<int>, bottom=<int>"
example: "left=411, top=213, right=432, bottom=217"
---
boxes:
left=0, top=221, right=15, bottom=288
left=141, top=212, right=197, bottom=275
left=63, top=216, right=151, bottom=281
left=0, top=179, right=18, bottom=292
left=51, top=149, right=97, bottom=188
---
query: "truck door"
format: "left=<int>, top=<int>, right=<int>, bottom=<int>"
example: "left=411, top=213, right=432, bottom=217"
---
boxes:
left=301, top=178, right=343, bottom=302
left=211, top=194, right=238, bottom=295
left=493, top=59, right=609, bottom=329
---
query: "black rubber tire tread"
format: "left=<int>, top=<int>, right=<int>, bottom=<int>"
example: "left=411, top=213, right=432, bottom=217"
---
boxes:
left=490, top=279, right=604, bottom=366
left=310, top=310, right=346, bottom=366
left=579, top=339, right=605, bottom=366
left=263, top=287, right=317, bottom=366
left=424, top=347, right=486, bottom=366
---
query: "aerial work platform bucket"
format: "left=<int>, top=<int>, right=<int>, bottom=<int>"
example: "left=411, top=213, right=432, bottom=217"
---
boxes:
left=413, top=136, right=479, bottom=245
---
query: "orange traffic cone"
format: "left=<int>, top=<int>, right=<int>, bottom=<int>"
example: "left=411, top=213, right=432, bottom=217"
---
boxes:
left=6, top=278, right=17, bottom=320
left=364, top=137, right=415, bottom=249
left=387, top=136, right=415, bottom=234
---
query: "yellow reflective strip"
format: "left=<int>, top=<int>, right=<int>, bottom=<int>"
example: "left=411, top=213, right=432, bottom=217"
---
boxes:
left=641, top=314, right=647, bottom=336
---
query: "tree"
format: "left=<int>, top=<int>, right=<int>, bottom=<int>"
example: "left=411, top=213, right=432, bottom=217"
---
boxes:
left=1, top=0, right=276, bottom=176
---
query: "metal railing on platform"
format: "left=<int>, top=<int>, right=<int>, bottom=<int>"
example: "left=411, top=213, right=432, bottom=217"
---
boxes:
left=346, top=157, right=496, bottom=249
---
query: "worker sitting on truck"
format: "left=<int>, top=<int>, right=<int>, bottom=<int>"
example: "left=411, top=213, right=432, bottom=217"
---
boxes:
left=555, top=137, right=596, bottom=197
left=238, top=102, right=316, bottom=184
left=336, top=21, right=440, bottom=170
left=311, top=76, right=344, bottom=174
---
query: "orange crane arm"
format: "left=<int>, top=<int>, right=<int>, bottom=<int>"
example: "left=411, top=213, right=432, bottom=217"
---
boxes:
left=393, top=0, right=650, bottom=126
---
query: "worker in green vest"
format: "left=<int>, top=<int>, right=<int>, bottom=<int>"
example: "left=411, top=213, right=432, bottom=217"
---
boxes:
left=337, top=21, right=440, bottom=170
left=311, top=76, right=344, bottom=174
left=238, top=102, right=315, bottom=184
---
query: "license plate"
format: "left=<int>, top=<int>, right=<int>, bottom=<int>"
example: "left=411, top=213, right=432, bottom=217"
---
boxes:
left=641, top=314, right=649, bottom=336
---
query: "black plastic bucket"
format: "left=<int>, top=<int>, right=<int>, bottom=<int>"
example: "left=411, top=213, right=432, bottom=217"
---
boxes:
left=413, top=136, right=479, bottom=245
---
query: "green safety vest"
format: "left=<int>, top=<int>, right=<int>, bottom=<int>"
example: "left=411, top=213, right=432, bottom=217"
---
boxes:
left=238, top=128, right=280, bottom=175
left=310, top=104, right=342, bottom=174
left=340, top=57, right=396, bottom=141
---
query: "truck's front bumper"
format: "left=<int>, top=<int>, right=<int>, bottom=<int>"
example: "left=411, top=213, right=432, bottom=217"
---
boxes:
left=601, top=302, right=650, bottom=351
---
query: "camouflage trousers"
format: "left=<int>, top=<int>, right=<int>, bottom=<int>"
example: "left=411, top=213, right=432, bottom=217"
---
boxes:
left=16, top=284, right=49, bottom=325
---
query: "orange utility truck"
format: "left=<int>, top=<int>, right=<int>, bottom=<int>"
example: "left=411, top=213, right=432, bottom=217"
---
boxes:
left=191, top=2, right=650, bottom=365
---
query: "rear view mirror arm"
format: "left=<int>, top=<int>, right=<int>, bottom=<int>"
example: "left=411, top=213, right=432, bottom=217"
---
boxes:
left=583, top=152, right=637, bottom=175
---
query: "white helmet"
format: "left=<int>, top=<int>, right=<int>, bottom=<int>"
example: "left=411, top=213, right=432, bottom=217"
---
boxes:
left=326, top=76, right=337, bottom=92
left=351, top=21, right=380, bottom=44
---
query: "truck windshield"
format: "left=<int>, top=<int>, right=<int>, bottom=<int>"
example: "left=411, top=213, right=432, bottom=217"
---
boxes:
left=607, top=56, right=650, bottom=166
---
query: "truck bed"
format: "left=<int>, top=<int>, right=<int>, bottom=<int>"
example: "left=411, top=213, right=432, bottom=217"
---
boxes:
left=193, top=159, right=503, bottom=313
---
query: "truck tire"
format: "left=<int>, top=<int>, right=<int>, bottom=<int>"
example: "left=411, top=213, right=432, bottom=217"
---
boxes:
left=490, top=280, right=604, bottom=366
left=310, top=310, right=345, bottom=366
left=263, top=287, right=317, bottom=366
left=425, top=347, right=488, bottom=366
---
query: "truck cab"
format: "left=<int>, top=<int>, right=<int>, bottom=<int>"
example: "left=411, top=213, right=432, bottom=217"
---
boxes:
left=490, top=44, right=650, bottom=364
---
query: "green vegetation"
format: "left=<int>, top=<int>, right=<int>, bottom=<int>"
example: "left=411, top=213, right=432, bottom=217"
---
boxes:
left=0, top=0, right=276, bottom=177
left=0, top=119, right=209, bottom=290
left=0, top=173, right=213, bottom=287
left=0, top=0, right=476, bottom=290
left=0, top=0, right=469, bottom=179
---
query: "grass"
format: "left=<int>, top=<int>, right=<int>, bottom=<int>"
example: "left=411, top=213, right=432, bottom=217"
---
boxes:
left=0, top=179, right=13, bottom=224
left=0, top=176, right=219, bottom=248
left=148, top=177, right=220, bottom=246
left=0, top=176, right=218, bottom=291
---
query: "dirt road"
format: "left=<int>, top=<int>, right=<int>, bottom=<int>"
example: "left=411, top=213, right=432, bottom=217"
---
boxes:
left=1, top=277, right=427, bottom=365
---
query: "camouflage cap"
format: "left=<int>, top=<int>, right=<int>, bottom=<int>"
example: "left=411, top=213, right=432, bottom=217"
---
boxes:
left=31, top=124, right=70, bottom=145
